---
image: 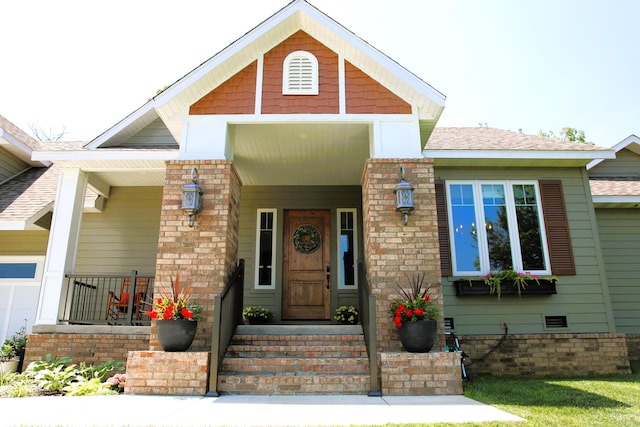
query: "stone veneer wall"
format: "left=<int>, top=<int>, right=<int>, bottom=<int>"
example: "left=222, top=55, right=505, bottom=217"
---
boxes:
left=126, top=351, right=210, bottom=395
left=458, top=333, right=632, bottom=377
left=151, top=160, right=242, bottom=351
left=625, top=334, right=640, bottom=365
left=24, top=326, right=149, bottom=369
left=380, top=352, right=463, bottom=395
left=360, top=159, right=444, bottom=352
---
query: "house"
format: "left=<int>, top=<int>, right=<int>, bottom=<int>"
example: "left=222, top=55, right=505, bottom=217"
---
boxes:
left=7, top=0, right=636, bottom=395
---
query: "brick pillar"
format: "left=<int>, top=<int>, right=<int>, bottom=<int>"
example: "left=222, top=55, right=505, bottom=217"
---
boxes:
left=151, top=160, right=241, bottom=351
left=361, top=158, right=444, bottom=352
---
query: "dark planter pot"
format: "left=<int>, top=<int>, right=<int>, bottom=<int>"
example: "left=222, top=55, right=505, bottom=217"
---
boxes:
left=247, top=318, right=269, bottom=325
left=156, top=319, right=198, bottom=352
left=454, top=279, right=557, bottom=297
left=337, top=315, right=359, bottom=325
left=398, top=319, right=437, bottom=353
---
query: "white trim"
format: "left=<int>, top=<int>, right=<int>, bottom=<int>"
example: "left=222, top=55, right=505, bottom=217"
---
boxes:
left=446, top=180, right=551, bottom=277
left=283, top=51, right=319, bottom=95
left=255, top=55, right=264, bottom=114
left=32, top=149, right=178, bottom=162
left=0, top=256, right=45, bottom=282
left=254, top=209, right=277, bottom=289
left=424, top=149, right=616, bottom=161
left=336, top=208, right=358, bottom=289
left=587, top=134, right=640, bottom=169
left=592, top=196, right=640, bottom=205
left=338, top=55, right=346, bottom=115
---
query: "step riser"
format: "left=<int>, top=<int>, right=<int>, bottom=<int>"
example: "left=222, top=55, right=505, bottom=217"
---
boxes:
left=218, top=329, right=371, bottom=395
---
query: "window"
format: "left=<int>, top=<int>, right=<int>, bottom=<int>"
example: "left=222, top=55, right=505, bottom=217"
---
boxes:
left=254, top=209, right=277, bottom=289
left=283, top=51, right=318, bottom=95
left=337, top=209, right=358, bottom=288
left=446, top=181, right=550, bottom=276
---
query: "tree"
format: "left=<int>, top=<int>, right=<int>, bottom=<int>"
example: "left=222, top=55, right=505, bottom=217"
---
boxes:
left=538, top=127, right=592, bottom=144
left=29, top=123, right=67, bottom=142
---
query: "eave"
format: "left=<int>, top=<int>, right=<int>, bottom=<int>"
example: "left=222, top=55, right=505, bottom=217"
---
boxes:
left=424, top=149, right=616, bottom=167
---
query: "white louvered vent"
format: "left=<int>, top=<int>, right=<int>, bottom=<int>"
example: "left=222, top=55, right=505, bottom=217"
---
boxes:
left=283, top=51, right=318, bottom=95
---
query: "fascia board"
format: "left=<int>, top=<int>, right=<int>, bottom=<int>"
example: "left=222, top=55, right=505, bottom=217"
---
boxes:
left=592, top=195, right=640, bottom=204
left=423, top=149, right=617, bottom=161
left=32, top=149, right=179, bottom=162
left=587, top=134, right=640, bottom=170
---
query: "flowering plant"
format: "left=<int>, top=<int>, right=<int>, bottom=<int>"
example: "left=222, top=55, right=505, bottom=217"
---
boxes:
left=105, top=373, right=126, bottom=392
left=388, top=274, right=439, bottom=328
left=242, top=306, right=273, bottom=322
left=147, top=273, right=202, bottom=321
left=334, top=305, right=359, bottom=324
left=470, top=269, right=557, bottom=299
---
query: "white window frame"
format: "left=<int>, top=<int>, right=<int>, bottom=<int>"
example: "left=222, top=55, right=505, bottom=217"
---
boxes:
left=282, top=50, right=319, bottom=95
left=446, top=180, right=551, bottom=277
left=254, top=209, right=277, bottom=289
left=336, top=208, right=358, bottom=289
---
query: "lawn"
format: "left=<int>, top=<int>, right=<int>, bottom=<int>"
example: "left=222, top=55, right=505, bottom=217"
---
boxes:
left=412, top=367, right=640, bottom=427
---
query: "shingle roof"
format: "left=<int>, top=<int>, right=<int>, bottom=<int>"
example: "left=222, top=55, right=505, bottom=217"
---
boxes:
left=428, top=127, right=608, bottom=151
left=0, top=165, right=59, bottom=226
left=589, top=177, right=640, bottom=197
left=0, top=114, right=40, bottom=151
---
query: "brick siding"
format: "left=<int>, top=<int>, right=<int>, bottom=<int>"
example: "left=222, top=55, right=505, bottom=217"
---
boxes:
left=126, top=351, right=210, bottom=395
left=24, top=327, right=149, bottom=369
left=380, top=352, right=463, bottom=395
left=458, top=333, right=632, bottom=377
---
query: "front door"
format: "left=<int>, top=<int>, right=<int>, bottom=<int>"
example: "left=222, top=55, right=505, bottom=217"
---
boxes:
left=282, top=209, right=331, bottom=320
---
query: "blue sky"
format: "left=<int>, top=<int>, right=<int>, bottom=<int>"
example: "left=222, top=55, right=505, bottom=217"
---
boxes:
left=2, top=0, right=638, bottom=147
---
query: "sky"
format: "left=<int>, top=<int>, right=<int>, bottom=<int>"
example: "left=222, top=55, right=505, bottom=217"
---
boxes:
left=2, top=0, right=639, bottom=147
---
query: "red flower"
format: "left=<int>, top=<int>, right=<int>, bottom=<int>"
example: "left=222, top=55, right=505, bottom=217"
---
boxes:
left=414, top=308, right=424, bottom=316
left=163, top=309, right=173, bottom=320
left=393, top=316, right=402, bottom=328
left=424, top=295, right=430, bottom=302
left=147, top=309, right=158, bottom=319
left=181, top=308, right=193, bottom=319
left=405, top=309, right=413, bottom=317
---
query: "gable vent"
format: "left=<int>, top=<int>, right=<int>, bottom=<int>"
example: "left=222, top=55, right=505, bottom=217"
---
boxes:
left=283, top=51, right=318, bottom=95
left=545, top=315, right=568, bottom=328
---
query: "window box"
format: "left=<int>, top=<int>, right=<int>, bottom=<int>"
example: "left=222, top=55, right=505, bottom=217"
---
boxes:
left=453, top=279, right=557, bottom=296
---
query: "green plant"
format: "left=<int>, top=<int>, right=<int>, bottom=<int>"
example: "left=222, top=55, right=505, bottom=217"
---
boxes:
left=388, top=273, right=440, bottom=328
left=64, top=377, right=117, bottom=396
left=334, top=305, right=358, bottom=324
left=105, top=373, right=127, bottom=392
left=77, top=360, right=124, bottom=382
left=0, top=343, right=17, bottom=362
left=467, top=269, right=557, bottom=299
left=4, top=321, right=27, bottom=356
left=25, top=354, right=79, bottom=393
left=0, top=372, right=40, bottom=398
left=146, top=273, right=202, bottom=321
left=242, top=306, right=272, bottom=322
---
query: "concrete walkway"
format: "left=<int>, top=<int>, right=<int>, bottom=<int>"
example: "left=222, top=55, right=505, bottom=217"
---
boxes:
left=0, top=394, right=524, bottom=426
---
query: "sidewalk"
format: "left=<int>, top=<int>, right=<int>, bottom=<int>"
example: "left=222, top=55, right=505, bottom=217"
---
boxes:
left=0, top=394, right=524, bottom=426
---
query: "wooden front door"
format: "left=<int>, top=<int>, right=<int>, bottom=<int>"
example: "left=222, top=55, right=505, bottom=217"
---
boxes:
left=282, top=209, right=331, bottom=320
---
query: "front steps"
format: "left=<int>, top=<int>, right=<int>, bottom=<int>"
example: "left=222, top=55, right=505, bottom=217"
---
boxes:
left=217, top=325, right=371, bottom=395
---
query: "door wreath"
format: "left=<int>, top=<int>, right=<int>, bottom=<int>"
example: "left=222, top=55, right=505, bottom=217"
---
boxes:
left=293, top=224, right=321, bottom=253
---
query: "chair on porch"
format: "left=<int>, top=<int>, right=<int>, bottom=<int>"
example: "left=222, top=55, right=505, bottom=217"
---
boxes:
left=105, top=277, right=151, bottom=325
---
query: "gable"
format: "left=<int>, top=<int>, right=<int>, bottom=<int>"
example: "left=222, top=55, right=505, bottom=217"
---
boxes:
left=589, top=148, right=640, bottom=177
left=345, top=61, right=411, bottom=114
left=190, top=62, right=258, bottom=115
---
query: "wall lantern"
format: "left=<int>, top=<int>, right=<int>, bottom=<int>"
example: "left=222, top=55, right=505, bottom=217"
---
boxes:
left=394, top=166, right=414, bottom=226
left=182, top=167, right=203, bottom=227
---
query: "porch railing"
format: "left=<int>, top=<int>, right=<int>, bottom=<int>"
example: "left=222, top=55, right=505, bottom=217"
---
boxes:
left=207, top=259, right=245, bottom=397
left=358, top=260, right=381, bottom=396
left=60, top=271, right=155, bottom=326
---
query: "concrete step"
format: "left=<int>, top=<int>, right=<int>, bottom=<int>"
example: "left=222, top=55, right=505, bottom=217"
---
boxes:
left=217, top=372, right=371, bottom=395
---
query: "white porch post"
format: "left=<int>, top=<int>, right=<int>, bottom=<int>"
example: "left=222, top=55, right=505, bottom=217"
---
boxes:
left=35, top=168, right=87, bottom=325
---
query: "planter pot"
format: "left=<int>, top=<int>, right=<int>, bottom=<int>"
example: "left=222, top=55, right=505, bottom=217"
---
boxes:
left=0, top=359, right=19, bottom=375
left=454, top=279, right=557, bottom=297
left=398, top=319, right=437, bottom=353
left=156, top=319, right=198, bottom=352
left=247, top=318, right=269, bottom=325
left=337, top=315, right=359, bottom=325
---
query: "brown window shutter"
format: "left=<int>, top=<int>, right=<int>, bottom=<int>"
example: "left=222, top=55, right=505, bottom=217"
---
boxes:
left=539, top=180, right=576, bottom=275
left=435, top=179, right=452, bottom=276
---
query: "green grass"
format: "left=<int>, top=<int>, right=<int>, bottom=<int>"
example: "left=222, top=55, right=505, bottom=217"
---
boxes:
left=382, top=370, right=640, bottom=427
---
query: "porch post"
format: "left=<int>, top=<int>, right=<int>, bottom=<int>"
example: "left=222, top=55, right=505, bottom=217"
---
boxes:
left=152, top=160, right=241, bottom=351
left=360, top=159, right=444, bottom=352
left=35, top=168, right=88, bottom=325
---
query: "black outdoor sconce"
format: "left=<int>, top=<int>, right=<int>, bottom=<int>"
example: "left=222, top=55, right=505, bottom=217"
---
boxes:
left=394, top=165, right=414, bottom=226
left=182, top=167, right=203, bottom=227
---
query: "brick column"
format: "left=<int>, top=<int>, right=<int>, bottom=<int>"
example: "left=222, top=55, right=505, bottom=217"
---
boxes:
left=151, top=160, right=241, bottom=351
left=361, top=158, right=444, bottom=352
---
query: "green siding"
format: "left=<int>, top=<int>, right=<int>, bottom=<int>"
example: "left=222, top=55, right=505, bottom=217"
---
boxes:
left=239, top=186, right=362, bottom=320
left=589, top=149, right=640, bottom=176
left=75, top=187, right=162, bottom=275
left=596, top=208, right=640, bottom=333
left=436, top=167, right=612, bottom=335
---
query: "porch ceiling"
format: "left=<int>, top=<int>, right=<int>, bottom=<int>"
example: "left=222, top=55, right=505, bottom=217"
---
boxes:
left=232, top=123, right=370, bottom=186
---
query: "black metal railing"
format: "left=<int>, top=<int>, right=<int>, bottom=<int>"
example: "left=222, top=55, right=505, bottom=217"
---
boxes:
left=358, top=260, right=381, bottom=396
left=60, top=271, right=155, bottom=326
left=207, top=259, right=245, bottom=397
